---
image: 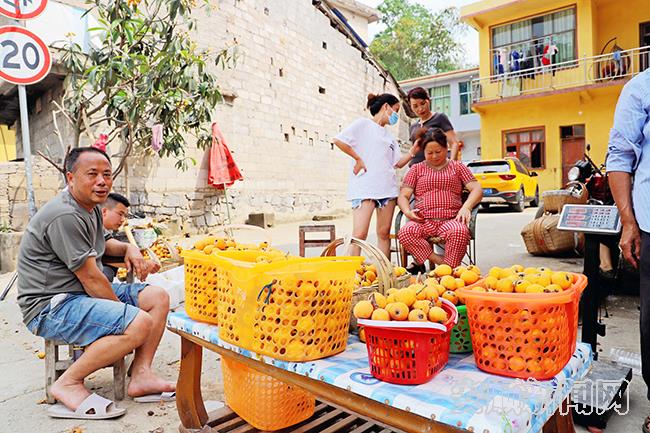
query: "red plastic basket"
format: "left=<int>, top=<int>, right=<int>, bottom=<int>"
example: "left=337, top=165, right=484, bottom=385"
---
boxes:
left=357, top=299, right=458, bottom=385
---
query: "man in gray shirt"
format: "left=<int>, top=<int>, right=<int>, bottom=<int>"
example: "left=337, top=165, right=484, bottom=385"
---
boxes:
left=18, top=147, right=175, bottom=419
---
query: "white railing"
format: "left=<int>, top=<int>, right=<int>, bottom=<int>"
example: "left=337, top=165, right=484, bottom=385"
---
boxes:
left=471, top=46, right=650, bottom=103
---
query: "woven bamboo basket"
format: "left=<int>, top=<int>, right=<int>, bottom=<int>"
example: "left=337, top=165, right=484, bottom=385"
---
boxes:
left=321, top=237, right=410, bottom=331
left=542, top=182, right=588, bottom=213
left=521, top=213, right=576, bottom=256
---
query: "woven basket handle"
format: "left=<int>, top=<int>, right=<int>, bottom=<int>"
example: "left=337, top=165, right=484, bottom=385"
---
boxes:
left=213, top=224, right=272, bottom=245
left=320, top=237, right=394, bottom=294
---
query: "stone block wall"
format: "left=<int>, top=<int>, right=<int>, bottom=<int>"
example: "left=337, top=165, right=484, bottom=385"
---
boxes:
left=8, top=0, right=409, bottom=233
left=0, top=161, right=65, bottom=231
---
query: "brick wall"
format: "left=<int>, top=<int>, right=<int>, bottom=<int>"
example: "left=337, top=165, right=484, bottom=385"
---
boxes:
left=9, top=0, right=408, bottom=233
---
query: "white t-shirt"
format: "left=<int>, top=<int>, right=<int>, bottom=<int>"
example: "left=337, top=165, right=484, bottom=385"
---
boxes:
left=335, top=118, right=401, bottom=200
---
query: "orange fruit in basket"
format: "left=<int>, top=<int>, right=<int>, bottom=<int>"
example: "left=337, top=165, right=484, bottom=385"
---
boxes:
left=541, top=357, right=556, bottom=372
left=215, top=238, right=227, bottom=250
left=551, top=271, right=572, bottom=289
left=387, top=302, right=409, bottom=321
left=353, top=301, right=374, bottom=319
left=428, top=306, right=448, bottom=323
left=408, top=309, right=427, bottom=322
left=434, top=264, right=453, bottom=277
left=395, top=289, right=416, bottom=307
left=466, top=264, right=481, bottom=275
left=364, top=270, right=377, bottom=283
left=423, top=285, right=439, bottom=301
left=460, top=270, right=480, bottom=285
left=453, top=266, right=467, bottom=278
left=527, top=359, right=542, bottom=373
left=544, top=284, right=562, bottom=293
left=412, top=300, right=431, bottom=314
left=525, top=284, right=545, bottom=294
left=514, top=279, right=530, bottom=293
left=386, top=288, right=398, bottom=296
left=369, top=292, right=387, bottom=309
left=511, top=264, right=524, bottom=273
left=484, top=276, right=498, bottom=290
left=203, top=245, right=215, bottom=254
left=371, top=308, right=390, bottom=321
left=442, top=290, right=459, bottom=305
left=440, top=275, right=456, bottom=290
left=455, top=278, right=466, bottom=288
left=359, top=328, right=366, bottom=343
left=508, top=356, right=526, bottom=372
left=496, top=278, right=514, bottom=293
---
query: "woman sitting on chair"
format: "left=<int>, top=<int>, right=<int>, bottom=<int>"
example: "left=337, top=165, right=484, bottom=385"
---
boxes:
left=397, top=127, right=483, bottom=272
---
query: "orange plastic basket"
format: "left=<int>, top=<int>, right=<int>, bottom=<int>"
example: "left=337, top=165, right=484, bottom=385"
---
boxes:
left=221, top=356, right=315, bottom=431
left=457, top=273, right=587, bottom=380
left=357, top=299, right=458, bottom=384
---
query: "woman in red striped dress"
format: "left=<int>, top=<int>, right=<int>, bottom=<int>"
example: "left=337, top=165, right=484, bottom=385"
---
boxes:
left=397, top=128, right=483, bottom=271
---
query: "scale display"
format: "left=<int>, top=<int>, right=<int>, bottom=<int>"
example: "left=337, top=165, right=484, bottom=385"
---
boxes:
left=557, top=205, right=621, bottom=234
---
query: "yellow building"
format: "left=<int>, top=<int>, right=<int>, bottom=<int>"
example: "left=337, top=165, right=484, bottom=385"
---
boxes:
left=0, top=126, right=16, bottom=162
left=461, top=0, right=650, bottom=192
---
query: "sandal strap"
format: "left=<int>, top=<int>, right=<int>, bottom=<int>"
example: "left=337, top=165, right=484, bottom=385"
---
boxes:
left=76, top=393, right=113, bottom=416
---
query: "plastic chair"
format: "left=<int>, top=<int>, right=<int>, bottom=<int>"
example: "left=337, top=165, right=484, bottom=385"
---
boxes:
left=393, top=205, right=478, bottom=267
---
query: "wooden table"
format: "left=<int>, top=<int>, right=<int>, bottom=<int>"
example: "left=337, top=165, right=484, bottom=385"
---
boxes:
left=169, top=328, right=577, bottom=433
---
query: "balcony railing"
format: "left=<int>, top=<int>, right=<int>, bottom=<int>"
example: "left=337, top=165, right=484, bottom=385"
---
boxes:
left=471, top=45, right=650, bottom=103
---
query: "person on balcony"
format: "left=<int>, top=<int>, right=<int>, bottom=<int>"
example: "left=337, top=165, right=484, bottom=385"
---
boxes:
left=397, top=128, right=482, bottom=273
left=407, top=87, right=460, bottom=164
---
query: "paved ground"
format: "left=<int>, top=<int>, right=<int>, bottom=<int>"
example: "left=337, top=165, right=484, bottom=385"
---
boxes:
left=0, top=205, right=646, bottom=432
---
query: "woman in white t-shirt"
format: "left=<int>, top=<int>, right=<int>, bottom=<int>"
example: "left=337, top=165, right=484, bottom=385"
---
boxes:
left=333, top=93, right=420, bottom=258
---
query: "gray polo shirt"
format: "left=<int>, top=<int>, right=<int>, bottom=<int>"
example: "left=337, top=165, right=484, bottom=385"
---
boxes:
left=17, top=189, right=105, bottom=325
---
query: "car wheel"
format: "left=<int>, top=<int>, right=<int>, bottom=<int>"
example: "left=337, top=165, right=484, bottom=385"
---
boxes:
left=480, top=203, right=490, bottom=209
left=531, top=187, right=540, bottom=207
left=510, top=188, right=525, bottom=212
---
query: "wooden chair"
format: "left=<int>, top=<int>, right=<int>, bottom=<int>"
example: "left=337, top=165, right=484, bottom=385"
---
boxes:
left=298, top=224, right=336, bottom=257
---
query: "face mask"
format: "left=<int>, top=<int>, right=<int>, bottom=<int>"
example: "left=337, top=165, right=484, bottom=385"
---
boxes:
left=388, top=110, right=399, bottom=126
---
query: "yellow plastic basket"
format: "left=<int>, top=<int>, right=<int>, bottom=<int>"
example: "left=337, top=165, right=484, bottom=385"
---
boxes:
left=182, top=249, right=285, bottom=325
left=214, top=252, right=362, bottom=361
left=182, top=250, right=222, bottom=324
left=222, top=357, right=315, bottom=431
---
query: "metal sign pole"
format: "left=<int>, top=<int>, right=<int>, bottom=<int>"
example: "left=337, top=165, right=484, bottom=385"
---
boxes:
left=18, top=84, right=36, bottom=217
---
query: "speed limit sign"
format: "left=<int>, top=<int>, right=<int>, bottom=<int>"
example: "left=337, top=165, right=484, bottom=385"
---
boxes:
left=0, top=26, right=51, bottom=85
left=0, top=0, right=48, bottom=20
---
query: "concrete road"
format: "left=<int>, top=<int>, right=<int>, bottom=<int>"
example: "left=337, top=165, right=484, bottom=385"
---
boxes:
left=0, top=205, right=645, bottom=432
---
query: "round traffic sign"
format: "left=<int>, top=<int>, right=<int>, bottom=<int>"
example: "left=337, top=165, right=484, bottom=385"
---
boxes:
left=0, top=0, right=48, bottom=20
left=0, top=26, right=51, bottom=85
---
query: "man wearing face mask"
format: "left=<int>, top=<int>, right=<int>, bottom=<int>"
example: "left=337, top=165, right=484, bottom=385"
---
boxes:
left=333, top=93, right=420, bottom=259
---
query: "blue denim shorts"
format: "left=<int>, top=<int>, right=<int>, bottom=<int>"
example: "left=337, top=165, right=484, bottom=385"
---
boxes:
left=351, top=197, right=395, bottom=209
left=26, top=282, right=148, bottom=347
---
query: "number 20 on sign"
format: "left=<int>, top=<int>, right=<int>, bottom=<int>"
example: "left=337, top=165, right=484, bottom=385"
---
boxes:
left=0, top=26, right=51, bottom=85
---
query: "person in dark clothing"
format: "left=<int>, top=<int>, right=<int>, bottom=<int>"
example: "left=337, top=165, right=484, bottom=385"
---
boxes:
left=406, top=87, right=459, bottom=165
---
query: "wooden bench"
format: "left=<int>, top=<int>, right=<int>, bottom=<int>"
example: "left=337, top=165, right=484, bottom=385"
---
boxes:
left=170, top=327, right=577, bottom=433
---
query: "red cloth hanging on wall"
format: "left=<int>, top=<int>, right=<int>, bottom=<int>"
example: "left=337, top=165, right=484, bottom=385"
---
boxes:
left=208, top=122, right=243, bottom=189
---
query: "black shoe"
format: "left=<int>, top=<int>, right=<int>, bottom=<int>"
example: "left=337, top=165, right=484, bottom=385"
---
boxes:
left=406, top=262, right=426, bottom=276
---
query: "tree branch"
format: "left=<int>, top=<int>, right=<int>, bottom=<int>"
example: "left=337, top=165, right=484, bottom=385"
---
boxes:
left=36, top=151, right=65, bottom=175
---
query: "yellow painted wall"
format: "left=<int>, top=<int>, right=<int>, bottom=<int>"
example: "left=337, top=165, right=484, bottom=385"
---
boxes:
left=478, top=84, right=623, bottom=192
left=595, top=0, right=650, bottom=53
left=0, top=126, right=16, bottom=162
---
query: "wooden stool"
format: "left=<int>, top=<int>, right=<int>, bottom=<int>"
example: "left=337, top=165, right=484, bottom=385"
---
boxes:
left=44, top=340, right=127, bottom=404
left=298, top=224, right=336, bottom=257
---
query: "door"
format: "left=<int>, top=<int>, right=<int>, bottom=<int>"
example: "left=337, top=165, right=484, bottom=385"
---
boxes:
left=640, top=22, right=650, bottom=71
left=561, top=134, right=585, bottom=186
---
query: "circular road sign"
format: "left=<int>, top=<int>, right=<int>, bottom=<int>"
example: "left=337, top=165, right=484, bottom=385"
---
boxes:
left=0, top=26, right=51, bottom=85
left=0, top=0, right=48, bottom=20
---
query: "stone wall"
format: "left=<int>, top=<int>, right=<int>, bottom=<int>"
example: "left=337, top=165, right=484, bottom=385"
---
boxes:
left=0, top=161, right=65, bottom=231
left=9, top=0, right=408, bottom=233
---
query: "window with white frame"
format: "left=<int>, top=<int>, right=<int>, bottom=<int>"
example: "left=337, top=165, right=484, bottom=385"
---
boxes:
left=430, top=85, right=450, bottom=115
left=491, top=7, right=576, bottom=75
left=459, top=81, right=472, bottom=115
